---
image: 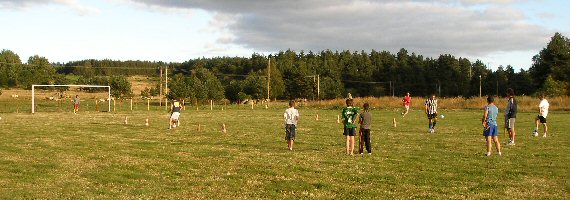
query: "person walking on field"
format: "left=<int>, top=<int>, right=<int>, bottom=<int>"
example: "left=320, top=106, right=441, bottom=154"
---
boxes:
left=342, top=98, right=359, bottom=155
left=482, top=95, right=501, bottom=156
left=169, top=99, right=182, bottom=129
left=505, top=88, right=517, bottom=145
left=73, top=95, right=80, bottom=114
left=425, top=94, right=438, bottom=133
left=359, top=103, right=372, bottom=155
left=533, top=94, right=549, bottom=137
left=402, top=92, right=411, bottom=117
left=284, top=100, right=299, bottom=151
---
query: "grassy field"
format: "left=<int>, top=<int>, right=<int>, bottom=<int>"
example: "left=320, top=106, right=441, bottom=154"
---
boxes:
left=0, top=104, right=568, bottom=199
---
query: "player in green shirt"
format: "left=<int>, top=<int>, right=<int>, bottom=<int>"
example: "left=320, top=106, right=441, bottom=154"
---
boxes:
left=342, top=98, right=359, bottom=155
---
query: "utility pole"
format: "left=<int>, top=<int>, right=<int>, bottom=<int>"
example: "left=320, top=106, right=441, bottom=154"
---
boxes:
left=165, top=66, right=168, bottom=98
left=160, top=66, right=163, bottom=106
left=479, top=75, right=482, bottom=98
left=392, top=81, right=396, bottom=97
left=317, top=74, right=320, bottom=100
left=267, top=56, right=270, bottom=101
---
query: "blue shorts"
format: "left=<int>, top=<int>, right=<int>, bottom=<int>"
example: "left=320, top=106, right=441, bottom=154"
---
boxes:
left=484, top=124, right=498, bottom=137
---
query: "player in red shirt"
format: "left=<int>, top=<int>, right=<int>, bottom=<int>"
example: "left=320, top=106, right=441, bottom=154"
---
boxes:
left=402, top=92, right=411, bottom=117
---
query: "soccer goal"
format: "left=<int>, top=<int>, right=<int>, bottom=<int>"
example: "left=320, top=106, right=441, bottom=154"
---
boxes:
left=31, top=84, right=111, bottom=113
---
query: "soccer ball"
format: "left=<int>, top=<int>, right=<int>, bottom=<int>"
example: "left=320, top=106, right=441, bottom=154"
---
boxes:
left=440, top=114, right=445, bottom=119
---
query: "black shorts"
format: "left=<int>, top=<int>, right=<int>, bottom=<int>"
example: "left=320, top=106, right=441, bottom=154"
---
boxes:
left=344, top=127, right=356, bottom=136
left=427, top=113, right=437, bottom=119
left=537, top=115, right=547, bottom=123
left=285, top=124, right=296, bottom=141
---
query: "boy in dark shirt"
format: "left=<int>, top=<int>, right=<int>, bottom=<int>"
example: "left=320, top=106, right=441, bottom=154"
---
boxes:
left=505, top=88, right=517, bottom=145
left=359, top=103, right=372, bottom=155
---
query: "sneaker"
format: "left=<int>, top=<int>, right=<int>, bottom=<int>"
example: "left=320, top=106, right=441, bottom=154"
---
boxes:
left=368, top=153, right=372, bottom=155
left=543, top=134, right=547, bottom=138
left=498, top=152, right=502, bottom=156
left=486, top=152, right=491, bottom=156
left=533, top=131, right=538, bottom=137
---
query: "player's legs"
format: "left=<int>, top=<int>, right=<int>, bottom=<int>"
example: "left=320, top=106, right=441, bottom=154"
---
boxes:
left=511, top=119, right=516, bottom=143
left=363, top=129, right=371, bottom=153
left=534, top=116, right=540, bottom=134
left=345, top=136, right=350, bottom=155
left=290, top=125, right=296, bottom=150
left=348, top=136, right=354, bottom=155
left=543, top=123, right=548, bottom=137
left=285, top=125, right=290, bottom=149
left=344, top=127, right=350, bottom=154
left=493, top=136, right=501, bottom=155
left=486, top=136, right=492, bottom=156
left=507, top=118, right=516, bottom=144
left=508, top=127, right=516, bottom=144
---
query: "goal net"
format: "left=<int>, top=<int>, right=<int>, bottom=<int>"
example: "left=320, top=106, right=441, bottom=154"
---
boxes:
left=31, top=84, right=111, bottom=113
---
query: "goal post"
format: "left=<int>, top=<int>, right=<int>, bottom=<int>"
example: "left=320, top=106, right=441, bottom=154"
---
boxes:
left=31, top=84, right=111, bottom=113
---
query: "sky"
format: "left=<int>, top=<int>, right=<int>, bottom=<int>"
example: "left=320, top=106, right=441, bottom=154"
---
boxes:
left=0, top=0, right=569, bottom=71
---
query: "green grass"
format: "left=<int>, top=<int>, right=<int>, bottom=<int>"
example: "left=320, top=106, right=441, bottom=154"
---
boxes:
left=0, top=104, right=568, bottom=199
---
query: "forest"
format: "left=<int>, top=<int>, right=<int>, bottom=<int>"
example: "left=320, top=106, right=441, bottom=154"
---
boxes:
left=0, top=32, right=568, bottom=102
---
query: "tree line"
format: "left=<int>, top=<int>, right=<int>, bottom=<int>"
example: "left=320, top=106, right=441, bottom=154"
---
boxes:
left=1, top=32, right=568, bottom=101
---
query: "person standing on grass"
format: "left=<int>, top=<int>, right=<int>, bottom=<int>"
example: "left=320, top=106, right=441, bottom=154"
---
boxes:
left=534, top=94, right=549, bottom=137
left=169, top=99, right=182, bottom=129
left=73, top=95, right=80, bottom=114
left=284, top=100, right=299, bottom=151
left=424, top=94, right=438, bottom=133
left=482, top=95, right=501, bottom=156
left=402, top=92, right=411, bottom=117
left=359, top=102, right=372, bottom=155
left=342, top=98, right=359, bottom=155
left=505, top=88, right=518, bottom=145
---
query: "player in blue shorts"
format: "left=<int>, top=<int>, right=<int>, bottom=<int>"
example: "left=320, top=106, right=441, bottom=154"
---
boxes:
left=482, top=95, right=501, bottom=156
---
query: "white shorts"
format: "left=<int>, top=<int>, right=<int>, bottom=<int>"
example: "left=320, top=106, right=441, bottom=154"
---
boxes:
left=170, top=112, right=180, bottom=120
left=506, top=118, right=515, bottom=129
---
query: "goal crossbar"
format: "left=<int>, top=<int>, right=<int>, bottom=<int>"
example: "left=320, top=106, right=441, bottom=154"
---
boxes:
left=32, top=84, right=111, bottom=113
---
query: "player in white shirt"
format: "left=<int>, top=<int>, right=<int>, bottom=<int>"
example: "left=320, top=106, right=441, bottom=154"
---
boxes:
left=284, top=100, right=300, bottom=150
left=533, top=94, right=549, bottom=137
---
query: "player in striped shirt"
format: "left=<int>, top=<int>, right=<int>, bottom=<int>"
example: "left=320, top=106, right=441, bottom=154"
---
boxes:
left=424, top=94, right=438, bottom=133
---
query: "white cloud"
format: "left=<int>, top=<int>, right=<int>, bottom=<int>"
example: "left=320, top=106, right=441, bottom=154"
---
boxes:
left=125, top=0, right=553, bottom=59
left=0, top=0, right=99, bottom=15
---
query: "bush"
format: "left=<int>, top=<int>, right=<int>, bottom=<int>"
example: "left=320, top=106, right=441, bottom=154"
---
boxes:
left=541, top=76, right=568, bottom=97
